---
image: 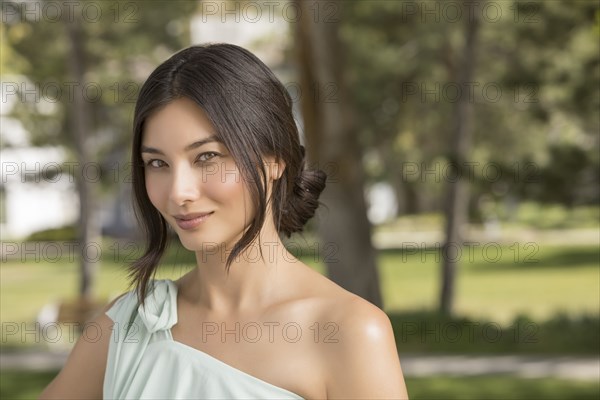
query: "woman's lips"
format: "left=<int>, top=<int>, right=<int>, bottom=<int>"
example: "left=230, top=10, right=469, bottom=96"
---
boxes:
left=175, top=212, right=213, bottom=230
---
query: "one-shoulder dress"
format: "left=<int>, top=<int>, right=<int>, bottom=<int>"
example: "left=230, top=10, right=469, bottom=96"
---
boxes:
left=103, top=278, right=304, bottom=399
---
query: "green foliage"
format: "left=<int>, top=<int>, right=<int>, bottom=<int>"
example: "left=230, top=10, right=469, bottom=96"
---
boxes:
left=338, top=0, right=599, bottom=214
left=534, top=144, right=599, bottom=206
left=389, top=310, right=599, bottom=354
left=406, top=375, right=600, bottom=400
left=509, top=202, right=600, bottom=229
left=25, top=225, right=77, bottom=242
left=4, top=1, right=196, bottom=191
left=1, top=370, right=58, bottom=400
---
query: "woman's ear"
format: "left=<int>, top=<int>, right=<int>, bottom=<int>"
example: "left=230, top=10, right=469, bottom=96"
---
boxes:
left=265, top=156, right=286, bottom=181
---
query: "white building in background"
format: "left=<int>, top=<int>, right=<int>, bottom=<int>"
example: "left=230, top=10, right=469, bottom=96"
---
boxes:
left=1, top=74, right=77, bottom=240
left=367, top=182, right=398, bottom=225
left=0, top=146, right=79, bottom=239
left=0, top=75, right=134, bottom=241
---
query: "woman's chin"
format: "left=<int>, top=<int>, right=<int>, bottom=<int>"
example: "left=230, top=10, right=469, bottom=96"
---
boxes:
left=178, top=236, right=228, bottom=253
left=178, top=237, right=213, bottom=252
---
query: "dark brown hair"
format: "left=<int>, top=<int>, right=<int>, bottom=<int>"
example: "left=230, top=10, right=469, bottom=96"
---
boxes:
left=127, top=43, right=326, bottom=306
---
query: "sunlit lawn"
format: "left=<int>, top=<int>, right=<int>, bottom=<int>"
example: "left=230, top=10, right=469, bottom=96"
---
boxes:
left=1, top=370, right=598, bottom=400
left=1, top=238, right=598, bottom=349
left=377, top=244, right=599, bottom=324
left=405, top=375, right=600, bottom=399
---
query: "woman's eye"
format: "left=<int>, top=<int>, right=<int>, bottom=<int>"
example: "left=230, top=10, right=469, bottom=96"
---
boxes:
left=197, top=152, right=220, bottom=162
left=145, top=159, right=166, bottom=168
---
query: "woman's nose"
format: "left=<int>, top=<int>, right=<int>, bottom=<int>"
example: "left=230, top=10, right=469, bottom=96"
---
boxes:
left=169, top=164, right=200, bottom=205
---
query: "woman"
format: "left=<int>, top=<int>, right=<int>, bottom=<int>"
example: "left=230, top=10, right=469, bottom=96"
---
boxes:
left=40, top=43, right=409, bottom=399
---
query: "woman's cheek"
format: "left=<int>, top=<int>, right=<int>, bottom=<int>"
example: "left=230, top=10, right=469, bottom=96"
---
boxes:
left=205, top=162, right=242, bottom=199
left=202, top=176, right=232, bottom=209
left=207, top=165, right=255, bottom=221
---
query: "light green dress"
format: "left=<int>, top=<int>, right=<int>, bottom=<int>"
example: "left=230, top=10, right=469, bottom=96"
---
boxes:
left=103, top=279, right=304, bottom=399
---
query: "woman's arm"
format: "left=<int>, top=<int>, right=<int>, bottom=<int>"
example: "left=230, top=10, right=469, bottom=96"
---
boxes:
left=324, top=299, right=409, bottom=399
left=38, top=294, right=125, bottom=399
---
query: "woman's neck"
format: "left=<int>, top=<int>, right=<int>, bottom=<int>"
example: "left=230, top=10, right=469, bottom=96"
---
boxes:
left=183, top=224, right=296, bottom=316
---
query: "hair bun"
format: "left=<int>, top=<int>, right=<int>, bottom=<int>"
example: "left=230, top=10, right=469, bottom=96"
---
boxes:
left=279, top=168, right=327, bottom=237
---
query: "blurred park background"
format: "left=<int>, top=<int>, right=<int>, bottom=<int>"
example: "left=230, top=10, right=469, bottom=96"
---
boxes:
left=1, top=0, right=599, bottom=399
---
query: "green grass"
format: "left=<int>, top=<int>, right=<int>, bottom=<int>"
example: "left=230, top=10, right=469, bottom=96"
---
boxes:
left=1, top=370, right=598, bottom=400
left=509, top=203, right=600, bottom=230
left=1, top=239, right=598, bottom=353
left=374, top=204, right=600, bottom=231
left=377, top=244, right=599, bottom=324
left=405, top=375, right=600, bottom=399
left=1, top=370, right=57, bottom=400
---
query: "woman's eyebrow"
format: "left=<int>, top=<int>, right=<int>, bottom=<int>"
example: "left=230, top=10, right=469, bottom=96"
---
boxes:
left=141, top=135, right=221, bottom=155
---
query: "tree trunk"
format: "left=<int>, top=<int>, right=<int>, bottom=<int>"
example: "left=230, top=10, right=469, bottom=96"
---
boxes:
left=63, top=12, right=101, bottom=304
left=440, top=2, right=481, bottom=316
left=294, top=0, right=383, bottom=307
left=401, top=179, right=420, bottom=215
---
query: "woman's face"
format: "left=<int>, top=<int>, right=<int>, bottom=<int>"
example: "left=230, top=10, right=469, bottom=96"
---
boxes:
left=141, top=97, right=255, bottom=252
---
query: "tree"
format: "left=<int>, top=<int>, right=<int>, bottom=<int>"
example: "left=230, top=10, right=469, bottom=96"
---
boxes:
left=293, top=0, right=383, bottom=306
left=63, top=11, right=99, bottom=303
left=439, top=2, right=481, bottom=316
left=4, top=1, right=195, bottom=323
left=330, top=0, right=597, bottom=315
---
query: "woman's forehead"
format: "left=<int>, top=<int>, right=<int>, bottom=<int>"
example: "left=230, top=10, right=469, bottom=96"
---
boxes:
left=142, top=99, right=220, bottom=147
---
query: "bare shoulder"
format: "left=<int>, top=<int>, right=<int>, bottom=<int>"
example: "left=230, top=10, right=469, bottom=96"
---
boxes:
left=38, top=292, right=128, bottom=400
left=307, top=278, right=409, bottom=399
left=315, top=284, right=395, bottom=351
left=299, top=267, right=393, bottom=330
